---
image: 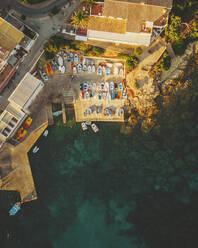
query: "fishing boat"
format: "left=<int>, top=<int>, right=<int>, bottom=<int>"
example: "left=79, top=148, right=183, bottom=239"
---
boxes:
left=9, top=202, right=21, bottom=216
left=33, top=146, right=39, bottom=153
left=43, top=130, right=48, bottom=137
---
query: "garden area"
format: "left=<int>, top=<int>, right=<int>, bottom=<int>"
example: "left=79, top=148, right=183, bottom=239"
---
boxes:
left=165, top=0, right=198, bottom=56
left=44, top=35, right=142, bottom=71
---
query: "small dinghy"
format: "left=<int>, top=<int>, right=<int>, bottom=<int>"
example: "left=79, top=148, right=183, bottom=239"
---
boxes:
left=33, top=146, right=39, bottom=153
left=9, top=202, right=21, bottom=216
left=43, top=130, right=48, bottom=137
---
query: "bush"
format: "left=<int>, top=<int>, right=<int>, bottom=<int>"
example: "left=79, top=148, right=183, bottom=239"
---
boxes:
left=172, top=39, right=187, bottom=55
left=44, top=51, right=55, bottom=60
left=117, top=53, right=129, bottom=59
left=165, top=15, right=181, bottom=43
left=92, top=46, right=105, bottom=56
left=134, top=47, right=143, bottom=56
left=154, top=52, right=171, bottom=72
left=126, top=56, right=139, bottom=70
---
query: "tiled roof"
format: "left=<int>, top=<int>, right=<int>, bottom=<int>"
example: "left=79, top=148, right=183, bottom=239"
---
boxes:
left=111, top=0, right=173, bottom=8
left=88, top=16, right=127, bottom=34
left=103, top=0, right=167, bottom=33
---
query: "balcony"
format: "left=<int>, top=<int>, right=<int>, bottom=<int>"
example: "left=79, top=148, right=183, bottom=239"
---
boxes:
left=90, top=3, right=104, bottom=16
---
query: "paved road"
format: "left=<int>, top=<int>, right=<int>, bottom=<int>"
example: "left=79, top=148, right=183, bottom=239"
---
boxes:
left=14, top=0, right=69, bottom=18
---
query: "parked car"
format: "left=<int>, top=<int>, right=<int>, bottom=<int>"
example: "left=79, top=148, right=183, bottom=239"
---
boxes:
left=42, top=72, right=48, bottom=81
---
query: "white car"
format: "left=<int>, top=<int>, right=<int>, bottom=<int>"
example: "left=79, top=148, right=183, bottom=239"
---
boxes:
left=91, top=123, right=99, bottom=133
left=42, top=72, right=48, bottom=81
left=81, top=122, right=88, bottom=131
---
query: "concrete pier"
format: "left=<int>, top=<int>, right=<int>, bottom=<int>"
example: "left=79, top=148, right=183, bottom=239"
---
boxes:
left=0, top=108, right=48, bottom=203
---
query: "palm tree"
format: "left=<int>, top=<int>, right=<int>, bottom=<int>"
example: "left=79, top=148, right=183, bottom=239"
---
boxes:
left=70, top=10, right=88, bottom=29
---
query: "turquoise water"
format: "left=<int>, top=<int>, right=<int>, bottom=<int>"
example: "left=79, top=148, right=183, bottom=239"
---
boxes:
left=1, top=71, right=198, bottom=248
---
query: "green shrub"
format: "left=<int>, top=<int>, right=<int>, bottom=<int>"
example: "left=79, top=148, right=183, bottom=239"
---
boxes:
left=172, top=39, right=187, bottom=55
left=126, top=56, right=139, bottom=70
left=154, top=52, right=171, bottom=72
left=134, top=47, right=143, bottom=56
left=44, top=51, right=55, bottom=60
left=92, top=46, right=105, bottom=55
left=165, top=15, right=181, bottom=43
left=117, top=53, right=129, bottom=59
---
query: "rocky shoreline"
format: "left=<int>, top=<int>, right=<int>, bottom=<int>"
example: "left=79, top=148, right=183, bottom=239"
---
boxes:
left=125, top=41, right=198, bottom=132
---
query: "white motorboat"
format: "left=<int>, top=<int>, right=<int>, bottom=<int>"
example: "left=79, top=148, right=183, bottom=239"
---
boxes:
left=85, top=121, right=92, bottom=125
left=88, top=65, right=92, bottom=73
left=81, top=122, right=88, bottom=131
left=91, top=123, right=99, bottom=133
left=91, top=65, right=95, bottom=73
left=97, top=66, right=102, bottom=75
left=43, top=130, right=48, bottom=137
left=58, top=56, right=63, bottom=66
left=33, top=146, right=39, bottom=153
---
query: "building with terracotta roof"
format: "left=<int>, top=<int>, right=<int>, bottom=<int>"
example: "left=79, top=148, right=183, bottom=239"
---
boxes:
left=83, top=0, right=173, bottom=46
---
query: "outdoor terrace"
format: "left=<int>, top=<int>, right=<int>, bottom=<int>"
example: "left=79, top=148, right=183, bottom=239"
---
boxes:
left=154, top=11, right=168, bottom=27
left=90, top=3, right=104, bottom=16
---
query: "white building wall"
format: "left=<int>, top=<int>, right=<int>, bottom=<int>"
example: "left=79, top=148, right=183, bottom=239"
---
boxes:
left=87, top=30, right=151, bottom=46
left=22, top=81, right=44, bottom=111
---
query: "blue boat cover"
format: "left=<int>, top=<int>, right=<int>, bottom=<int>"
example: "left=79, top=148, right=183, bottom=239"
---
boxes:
left=9, top=204, right=20, bottom=216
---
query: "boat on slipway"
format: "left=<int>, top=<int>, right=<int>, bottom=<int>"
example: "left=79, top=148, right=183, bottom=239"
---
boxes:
left=9, top=202, right=21, bottom=216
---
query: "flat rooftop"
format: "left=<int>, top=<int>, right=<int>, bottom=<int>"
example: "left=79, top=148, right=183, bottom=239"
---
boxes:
left=0, top=17, right=24, bottom=52
left=8, top=72, right=43, bottom=109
